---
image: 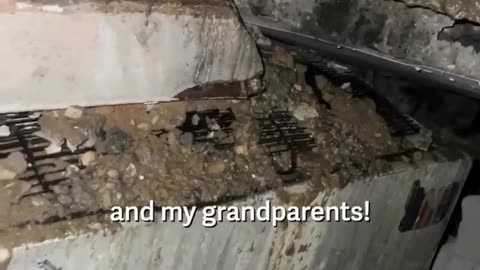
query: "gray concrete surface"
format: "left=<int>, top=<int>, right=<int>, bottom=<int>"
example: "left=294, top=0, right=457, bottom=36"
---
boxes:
left=433, top=195, right=480, bottom=270
left=237, top=0, right=480, bottom=91
left=0, top=0, right=262, bottom=113
left=5, top=151, right=472, bottom=270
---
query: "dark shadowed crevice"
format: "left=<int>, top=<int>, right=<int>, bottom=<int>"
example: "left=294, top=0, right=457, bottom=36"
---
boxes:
left=438, top=20, right=480, bottom=53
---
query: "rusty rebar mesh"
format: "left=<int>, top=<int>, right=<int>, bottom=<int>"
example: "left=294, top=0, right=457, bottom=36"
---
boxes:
left=175, top=108, right=236, bottom=149
left=256, top=111, right=317, bottom=154
left=0, top=112, right=87, bottom=198
left=261, top=43, right=422, bottom=137
left=256, top=111, right=317, bottom=183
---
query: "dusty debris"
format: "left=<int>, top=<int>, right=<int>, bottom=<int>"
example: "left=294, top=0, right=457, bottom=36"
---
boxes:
left=253, top=63, right=399, bottom=190
left=0, top=152, right=27, bottom=181
left=0, top=59, right=405, bottom=243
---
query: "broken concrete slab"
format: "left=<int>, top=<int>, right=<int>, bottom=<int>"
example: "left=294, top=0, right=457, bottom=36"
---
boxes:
left=3, top=150, right=471, bottom=270
left=0, top=0, right=262, bottom=113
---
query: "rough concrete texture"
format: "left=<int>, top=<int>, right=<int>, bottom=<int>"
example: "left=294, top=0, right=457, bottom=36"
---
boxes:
left=0, top=0, right=262, bottom=113
left=241, top=0, right=480, bottom=82
left=5, top=150, right=471, bottom=270
left=397, top=0, right=480, bottom=24
left=432, top=196, right=480, bottom=270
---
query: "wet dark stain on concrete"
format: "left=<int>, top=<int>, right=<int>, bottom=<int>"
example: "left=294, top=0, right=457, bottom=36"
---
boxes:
left=438, top=22, right=480, bottom=53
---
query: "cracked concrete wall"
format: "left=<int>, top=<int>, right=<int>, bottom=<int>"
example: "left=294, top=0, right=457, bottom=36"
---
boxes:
left=5, top=151, right=472, bottom=270
left=245, top=0, right=480, bottom=83
left=0, top=0, right=262, bottom=113
left=397, top=0, right=480, bottom=24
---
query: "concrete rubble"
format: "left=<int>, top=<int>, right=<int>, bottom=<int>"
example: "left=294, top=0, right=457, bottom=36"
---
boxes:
left=0, top=59, right=407, bottom=230
left=0, top=0, right=473, bottom=268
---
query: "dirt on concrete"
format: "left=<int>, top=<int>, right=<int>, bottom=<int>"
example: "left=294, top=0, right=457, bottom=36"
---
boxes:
left=0, top=62, right=401, bottom=248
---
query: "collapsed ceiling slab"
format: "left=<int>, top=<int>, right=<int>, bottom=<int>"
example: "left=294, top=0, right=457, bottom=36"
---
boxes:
left=0, top=0, right=262, bottom=113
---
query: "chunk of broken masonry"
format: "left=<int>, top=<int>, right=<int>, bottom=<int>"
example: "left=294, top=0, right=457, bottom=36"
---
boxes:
left=0, top=152, right=27, bottom=181
left=64, top=106, right=83, bottom=119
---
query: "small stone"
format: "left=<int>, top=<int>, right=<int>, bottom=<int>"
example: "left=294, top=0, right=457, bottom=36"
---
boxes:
left=87, top=223, right=103, bottom=231
left=192, top=114, right=200, bottom=126
left=137, top=123, right=149, bottom=130
left=179, top=132, right=194, bottom=146
left=293, top=84, right=302, bottom=91
left=30, top=196, right=48, bottom=207
left=64, top=106, right=83, bottom=119
left=374, top=132, right=382, bottom=138
left=0, top=168, right=16, bottom=181
left=80, top=151, right=96, bottom=166
left=0, top=125, right=10, bottom=137
left=125, top=163, right=137, bottom=177
left=206, top=160, right=226, bottom=175
left=167, top=132, right=178, bottom=146
left=0, top=246, right=11, bottom=264
left=293, top=103, right=319, bottom=121
left=234, top=144, right=248, bottom=156
left=341, top=82, right=352, bottom=91
left=100, top=190, right=112, bottom=209
left=65, top=164, right=80, bottom=177
left=107, top=169, right=119, bottom=179
left=207, top=119, right=221, bottom=131
left=151, top=115, right=159, bottom=125
left=44, top=143, right=63, bottom=154
left=0, top=152, right=28, bottom=181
